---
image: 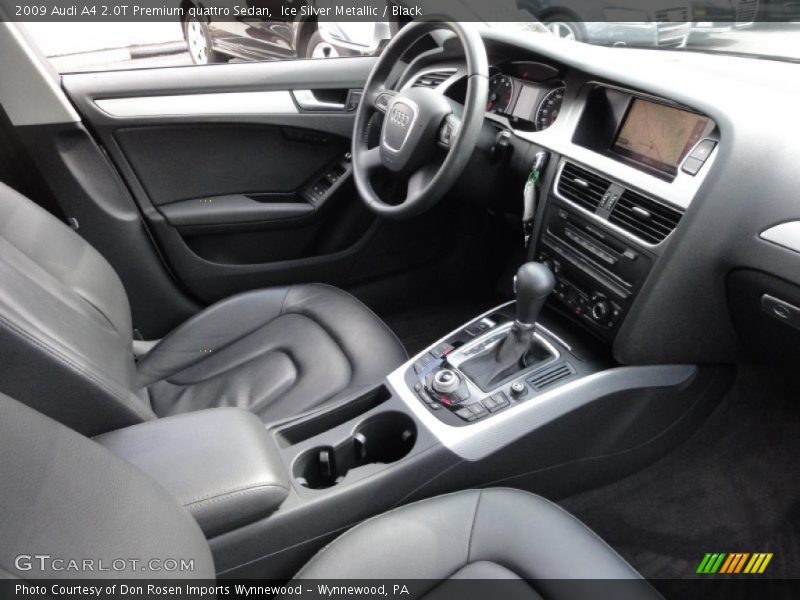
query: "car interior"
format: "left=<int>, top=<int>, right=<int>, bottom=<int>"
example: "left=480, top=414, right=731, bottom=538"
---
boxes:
left=1, top=15, right=799, bottom=596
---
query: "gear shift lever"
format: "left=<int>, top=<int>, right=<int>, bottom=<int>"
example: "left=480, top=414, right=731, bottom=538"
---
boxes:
left=461, top=262, right=555, bottom=390
left=514, top=262, right=557, bottom=327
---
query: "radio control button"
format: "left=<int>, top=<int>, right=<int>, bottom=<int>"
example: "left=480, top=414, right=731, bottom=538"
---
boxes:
left=682, top=157, right=704, bottom=176
left=623, top=248, right=638, bottom=260
left=689, top=139, right=716, bottom=161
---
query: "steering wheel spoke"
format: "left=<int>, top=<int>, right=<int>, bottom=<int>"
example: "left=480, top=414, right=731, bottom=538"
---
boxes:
left=368, top=87, right=396, bottom=114
left=360, top=146, right=384, bottom=173
left=437, top=113, right=462, bottom=150
left=407, top=162, right=441, bottom=201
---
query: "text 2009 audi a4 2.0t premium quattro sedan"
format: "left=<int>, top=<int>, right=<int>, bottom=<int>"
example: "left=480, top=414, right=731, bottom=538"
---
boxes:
left=0, top=3, right=798, bottom=599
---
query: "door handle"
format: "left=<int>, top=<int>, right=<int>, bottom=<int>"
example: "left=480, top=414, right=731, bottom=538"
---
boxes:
left=292, top=90, right=346, bottom=111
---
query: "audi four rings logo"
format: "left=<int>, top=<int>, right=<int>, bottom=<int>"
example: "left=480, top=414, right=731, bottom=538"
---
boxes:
left=389, top=107, right=411, bottom=127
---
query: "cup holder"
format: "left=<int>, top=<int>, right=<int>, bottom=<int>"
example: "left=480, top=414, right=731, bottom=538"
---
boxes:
left=293, top=412, right=417, bottom=489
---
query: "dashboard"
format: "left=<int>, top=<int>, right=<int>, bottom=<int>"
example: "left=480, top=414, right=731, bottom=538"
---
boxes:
left=433, top=57, right=718, bottom=192
left=401, top=30, right=800, bottom=366
left=412, top=48, right=722, bottom=344
left=401, top=29, right=800, bottom=369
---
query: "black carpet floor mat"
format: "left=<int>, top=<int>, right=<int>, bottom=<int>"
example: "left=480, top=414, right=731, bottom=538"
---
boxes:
left=560, top=366, right=800, bottom=585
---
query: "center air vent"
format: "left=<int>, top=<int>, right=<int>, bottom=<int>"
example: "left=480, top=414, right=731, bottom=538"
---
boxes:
left=557, top=162, right=611, bottom=213
left=412, top=70, right=455, bottom=89
left=609, top=189, right=683, bottom=244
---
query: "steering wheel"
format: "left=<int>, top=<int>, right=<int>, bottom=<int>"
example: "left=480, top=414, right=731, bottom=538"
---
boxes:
left=352, top=21, right=489, bottom=220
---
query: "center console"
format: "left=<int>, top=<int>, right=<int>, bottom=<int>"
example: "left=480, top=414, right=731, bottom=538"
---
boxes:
left=397, top=263, right=591, bottom=426
left=402, top=305, right=587, bottom=425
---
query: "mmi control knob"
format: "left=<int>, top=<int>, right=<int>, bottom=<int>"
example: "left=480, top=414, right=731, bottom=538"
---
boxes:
left=432, top=369, right=461, bottom=395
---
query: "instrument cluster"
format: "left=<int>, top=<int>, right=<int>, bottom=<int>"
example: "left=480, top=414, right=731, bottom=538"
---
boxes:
left=486, top=61, right=565, bottom=132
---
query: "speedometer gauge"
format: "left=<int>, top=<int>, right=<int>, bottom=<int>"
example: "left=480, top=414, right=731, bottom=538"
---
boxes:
left=534, top=86, right=565, bottom=131
left=486, top=74, right=515, bottom=115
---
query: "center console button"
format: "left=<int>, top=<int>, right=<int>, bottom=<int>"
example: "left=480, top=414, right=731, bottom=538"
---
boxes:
left=491, top=391, right=510, bottom=408
left=468, top=403, right=488, bottom=418
left=413, top=355, right=435, bottom=374
left=510, top=382, right=527, bottom=397
left=465, top=318, right=495, bottom=337
left=455, top=407, right=474, bottom=421
left=418, top=389, right=435, bottom=405
left=430, top=342, right=454, bottom=359
left=454, top=387, right=471, bottom=402
left=455, top=402, right=488, bottom=422
left=482, top=392, right=508, bottom=413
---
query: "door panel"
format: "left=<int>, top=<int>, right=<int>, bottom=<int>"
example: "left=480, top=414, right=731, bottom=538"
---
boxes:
left=61, top=58, right=446, bottom=305
left=115, top=124, right=345, bottom=204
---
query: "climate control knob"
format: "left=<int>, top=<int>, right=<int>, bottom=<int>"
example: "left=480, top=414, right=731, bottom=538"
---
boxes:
left=590, top=300, right=611, bottom=322
left=546, top=258, right=561, bottom=274
left=537, top=254, right=560, bottom=275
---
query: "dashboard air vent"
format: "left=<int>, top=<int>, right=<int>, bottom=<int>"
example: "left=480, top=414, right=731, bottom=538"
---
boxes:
left=557, top=162, right=611, bottom=212
left=412, top=70, right=455, bottom=89
left=609, top=190, right=683, bottom=244
left=528, top=363, right=575, bottom=391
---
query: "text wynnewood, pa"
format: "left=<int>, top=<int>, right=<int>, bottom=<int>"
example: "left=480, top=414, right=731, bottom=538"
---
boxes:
left=15, top=583, right=413, bottom=597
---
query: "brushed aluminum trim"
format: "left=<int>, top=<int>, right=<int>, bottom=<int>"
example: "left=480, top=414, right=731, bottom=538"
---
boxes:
left=95, top=90, right=299, bottom=118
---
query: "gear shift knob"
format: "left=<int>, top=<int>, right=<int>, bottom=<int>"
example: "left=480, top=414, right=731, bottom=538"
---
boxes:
left=461, top=261, right=557, bottom=388
left=514, top=262, right=556, bottom=326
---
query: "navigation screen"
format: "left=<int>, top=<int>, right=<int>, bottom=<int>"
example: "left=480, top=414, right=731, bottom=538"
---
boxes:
left=613, top=99, right=709, bottom=175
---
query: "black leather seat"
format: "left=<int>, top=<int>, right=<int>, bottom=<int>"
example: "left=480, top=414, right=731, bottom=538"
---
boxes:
left=295, top=488, right=660, bottom=598
left=0, top=182, right=406, bottom=435
left=0, top=392, right=658, bottom=598
left=0, top=392, right=215, bottom=580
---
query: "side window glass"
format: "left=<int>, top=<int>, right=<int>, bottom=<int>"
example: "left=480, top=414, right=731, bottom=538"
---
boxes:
left=23, top=19, right=392, bottom=74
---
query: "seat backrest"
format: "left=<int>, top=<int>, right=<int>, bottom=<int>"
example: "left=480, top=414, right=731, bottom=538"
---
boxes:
left=0, top=182, right=155, bottom=435
left=0, top=391, right=215, bottom=579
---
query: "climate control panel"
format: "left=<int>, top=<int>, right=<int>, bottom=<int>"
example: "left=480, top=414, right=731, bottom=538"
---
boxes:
left=539, top=252, right=624, bottom=332
left=536, top=205, right=654, bottom=340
